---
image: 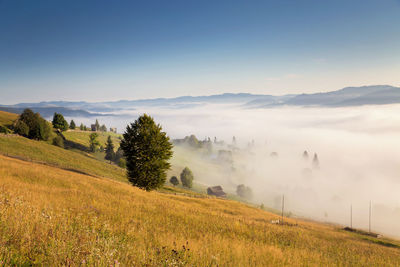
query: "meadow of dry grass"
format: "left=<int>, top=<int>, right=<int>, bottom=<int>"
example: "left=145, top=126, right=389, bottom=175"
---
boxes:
left=0, top=135, right=126, bottom=182
left=1, top=154, right=400, bottom=266
left=0, top=111, right=18, bottom=127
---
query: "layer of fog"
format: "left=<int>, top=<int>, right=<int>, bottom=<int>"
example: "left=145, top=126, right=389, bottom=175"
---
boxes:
left=69, top=104, right=400, bottom=238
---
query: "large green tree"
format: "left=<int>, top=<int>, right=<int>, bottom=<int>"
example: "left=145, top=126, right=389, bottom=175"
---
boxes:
left=120, top=114, right=173, bottom=191
left=52, top=113, right=69, bottom=131
left=17, top=109, right=51, bottom=140
left=105, top=135, right=115, bottom=162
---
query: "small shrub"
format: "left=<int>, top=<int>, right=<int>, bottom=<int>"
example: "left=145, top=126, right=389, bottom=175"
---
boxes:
left=52, top=136, right=64, bottom=148
left=114, top=147, right=124, bottom=163
left=169, top=176, right=179, bottom=186
left=0, top=124, right=12, bottom=134
left=118, top=158, right=126, bottom=168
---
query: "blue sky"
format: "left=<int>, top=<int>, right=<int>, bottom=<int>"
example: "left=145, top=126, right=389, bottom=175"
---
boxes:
left=1, top=0, right=400, bottom=104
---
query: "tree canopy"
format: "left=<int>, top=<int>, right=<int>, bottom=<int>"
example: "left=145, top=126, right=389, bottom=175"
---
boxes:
left=105, top=135, right=115, bottom=162
left=14, top=120, right=29, bottom=137
left=120, top=114, right=173, bottom=191
left=16, top=109, right=51, bottom=140
left=169, top=176, right=179, bottom=186
left=89, top=133, right=100, bottom=152
left=69, top=120, right=76, bottom=129
left=180, top=167, right=194, bottom=188
left=52, top=113, right=69, bottom=131
left=95, top=119, right=100, bottom=131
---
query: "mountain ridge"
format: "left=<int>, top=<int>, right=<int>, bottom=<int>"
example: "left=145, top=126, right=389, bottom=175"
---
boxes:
left=2, top=85, right=400, bottom=114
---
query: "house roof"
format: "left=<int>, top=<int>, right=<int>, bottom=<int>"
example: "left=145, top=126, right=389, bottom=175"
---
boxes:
left=209, top=186, right=223, bottom=191
left=207, top=186, right=227, bottom=197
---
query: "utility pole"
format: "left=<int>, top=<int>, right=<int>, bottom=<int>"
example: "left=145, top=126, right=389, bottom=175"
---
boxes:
left=281, top=194, right=285, bottom=224
left=369, top=201, right=371, bottom=233
left=350, top=204, right=353, bottom=229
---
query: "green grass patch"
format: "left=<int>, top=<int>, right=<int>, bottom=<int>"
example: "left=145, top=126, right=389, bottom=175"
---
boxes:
left=63, top=130, right=122, bottom=149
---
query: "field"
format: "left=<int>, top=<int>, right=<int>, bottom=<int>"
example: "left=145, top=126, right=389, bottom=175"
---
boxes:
left=2, top=111, right=400, bottom=265
left=0, top=135, right=126, bottom=182
left=0, top=111, right=18, bottom=127
left=63, top=130, right=122, bottom=150
left=1, top=155, right=400, bottom=265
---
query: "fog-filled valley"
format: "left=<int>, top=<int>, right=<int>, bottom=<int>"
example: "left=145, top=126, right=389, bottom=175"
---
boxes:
left=62, top=103, right=400, bottom=238
left=3, top=0, right=400, bottom=263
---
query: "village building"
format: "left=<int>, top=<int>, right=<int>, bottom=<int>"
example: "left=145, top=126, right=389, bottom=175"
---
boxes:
left=207, top=186, right=227, bottom=198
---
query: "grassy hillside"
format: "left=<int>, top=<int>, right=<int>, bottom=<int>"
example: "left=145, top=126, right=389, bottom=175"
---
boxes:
left=1, top=155, right=400, bottom=266
left=0, top=135, right=126, bottom=182
left=0, top=110, right=18, bottom=127
left=63, top=130, right=122, bottom=150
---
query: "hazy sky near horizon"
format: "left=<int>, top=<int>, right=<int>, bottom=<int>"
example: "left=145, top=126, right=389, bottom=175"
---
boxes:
left=1, top=0, right=400, bottom=104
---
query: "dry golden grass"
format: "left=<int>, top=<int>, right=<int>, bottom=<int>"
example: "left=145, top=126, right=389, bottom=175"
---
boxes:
left=0, top=135, right=126, bottom=182
left=0, top=110, right=18, bottom=127
left=1, top=155, right=400, bottom=266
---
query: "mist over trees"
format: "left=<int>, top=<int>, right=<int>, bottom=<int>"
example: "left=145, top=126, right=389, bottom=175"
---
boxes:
left=180, top=167, right=194, bottom=188
left=313, top=153, right=320, bottom=169
left=170, top=176, right=179, bottom=186
left=120, top=114, right=173, bottom=191
left=100, top=124, right=107, bottom=132
left=236, top=184, right=253, bottom=200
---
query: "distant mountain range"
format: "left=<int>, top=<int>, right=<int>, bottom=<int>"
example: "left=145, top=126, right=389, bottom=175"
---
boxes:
left=1, top=85, right=400, bottom=117
left=262, top=85, right=400, bottom=107
left=0, top=106, right=107, bottom=119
